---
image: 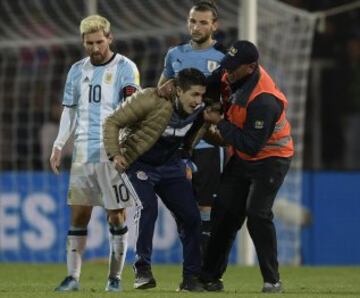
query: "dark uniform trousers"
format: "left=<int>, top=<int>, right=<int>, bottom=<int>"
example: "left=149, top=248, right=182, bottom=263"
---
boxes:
left=202, top=155, right=291, bottom=283
left=128, top=158, right=201, bottom=278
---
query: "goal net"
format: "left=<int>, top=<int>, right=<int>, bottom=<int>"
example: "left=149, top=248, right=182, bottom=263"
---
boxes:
left=256, top=0, right=316, bottom=264
left=0, top=0, right=315, bottom=265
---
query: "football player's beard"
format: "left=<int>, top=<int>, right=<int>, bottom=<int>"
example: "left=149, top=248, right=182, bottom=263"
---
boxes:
left=191, top=33, right=211, bottom=46
left=90, top=52, right=105, bottom=64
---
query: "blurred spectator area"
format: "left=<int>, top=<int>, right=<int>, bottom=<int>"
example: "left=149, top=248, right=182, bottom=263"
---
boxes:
left=303, top=0, right=360, bottom=170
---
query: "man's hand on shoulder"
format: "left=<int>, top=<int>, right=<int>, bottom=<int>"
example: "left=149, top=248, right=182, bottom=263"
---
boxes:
left=157, top=79, right=175, bottom=100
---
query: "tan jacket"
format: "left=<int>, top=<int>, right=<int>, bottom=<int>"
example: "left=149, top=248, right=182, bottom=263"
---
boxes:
left=103, top=88, right=174, bottom=166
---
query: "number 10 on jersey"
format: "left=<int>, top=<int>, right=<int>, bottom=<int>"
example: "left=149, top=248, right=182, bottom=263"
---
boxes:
left=88, top=84, right=101, bottom=103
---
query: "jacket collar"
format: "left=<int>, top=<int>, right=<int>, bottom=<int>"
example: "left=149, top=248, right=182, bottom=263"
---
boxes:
left=229, top=66, right=260, bottom=107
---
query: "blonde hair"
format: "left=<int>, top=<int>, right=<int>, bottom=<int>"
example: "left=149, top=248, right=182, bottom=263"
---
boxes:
left=80, top=15, right=111, bottom=36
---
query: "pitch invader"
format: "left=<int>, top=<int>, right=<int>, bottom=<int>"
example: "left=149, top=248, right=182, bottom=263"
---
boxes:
left=50, top=15, right=140, bottom=292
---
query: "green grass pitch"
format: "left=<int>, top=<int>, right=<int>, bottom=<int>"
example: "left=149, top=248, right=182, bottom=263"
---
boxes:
left=0, top=263, right=359, bottom=297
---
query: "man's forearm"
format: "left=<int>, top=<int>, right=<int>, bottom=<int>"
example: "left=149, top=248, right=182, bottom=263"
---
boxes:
left=53, top=106, right=76, bottom=150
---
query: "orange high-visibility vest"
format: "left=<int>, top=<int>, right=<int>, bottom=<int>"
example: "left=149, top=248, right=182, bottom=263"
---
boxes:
left=222, top=66, right=294, bottom=160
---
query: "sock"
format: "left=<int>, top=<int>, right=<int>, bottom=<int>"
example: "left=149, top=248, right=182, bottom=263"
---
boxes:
left=108, top=224, right=129, bottom=280
left=66, top=228, right=87, bottom=281
left=200, top=210, right=211, bottom=233
left=200, top=210, right=212, bottom=257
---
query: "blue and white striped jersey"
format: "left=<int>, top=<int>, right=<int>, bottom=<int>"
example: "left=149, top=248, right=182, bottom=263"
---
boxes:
left=63, top=53, right=140, bottom=163
left=162, top=42, right=225, bottom=149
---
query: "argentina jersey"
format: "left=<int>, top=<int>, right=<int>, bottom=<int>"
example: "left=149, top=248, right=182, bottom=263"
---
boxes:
left=162, top=42, right=225, bottom=148
left=62, top=53, right=140, bottom=163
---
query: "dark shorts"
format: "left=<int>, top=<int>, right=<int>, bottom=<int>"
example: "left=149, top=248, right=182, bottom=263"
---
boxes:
left=191, top=146, right=223, bottom=206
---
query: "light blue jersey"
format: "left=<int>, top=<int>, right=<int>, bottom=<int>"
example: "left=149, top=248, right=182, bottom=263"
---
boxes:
left=162, top=42, right=225, bottom=148
left=63, top=53, right=140, bottom=163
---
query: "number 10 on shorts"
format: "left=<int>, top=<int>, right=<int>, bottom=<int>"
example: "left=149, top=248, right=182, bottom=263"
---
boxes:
left=112, top=184, right=130, bottom=203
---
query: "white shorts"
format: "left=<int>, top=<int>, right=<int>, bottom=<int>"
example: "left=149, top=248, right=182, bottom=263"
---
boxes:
left=67, top=161, right=137, bottom=210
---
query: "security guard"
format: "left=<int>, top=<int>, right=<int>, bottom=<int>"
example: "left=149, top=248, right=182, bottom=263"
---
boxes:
left=200, top=40, right=294, bottom=293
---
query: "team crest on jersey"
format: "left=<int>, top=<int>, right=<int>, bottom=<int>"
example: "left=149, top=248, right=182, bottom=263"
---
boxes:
left=207, top=60, right=219, bottom=72
left=104, top=72, right=113, bottom=84
left=136, top=171, right=148, bottom=181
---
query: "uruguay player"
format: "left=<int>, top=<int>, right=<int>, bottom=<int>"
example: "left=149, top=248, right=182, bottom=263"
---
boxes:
left=50, top=15, right=140, bottom=292
left=158, top=1, right=226, bottom=257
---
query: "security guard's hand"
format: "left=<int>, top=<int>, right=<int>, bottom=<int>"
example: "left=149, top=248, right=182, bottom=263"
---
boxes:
left=203, top=106, right=223, bottom=125
left=157, top=79, right=175, bottom=100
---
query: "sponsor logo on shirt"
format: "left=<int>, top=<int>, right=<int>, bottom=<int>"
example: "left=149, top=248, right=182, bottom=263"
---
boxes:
left=162, top=123, right=192, bottom=137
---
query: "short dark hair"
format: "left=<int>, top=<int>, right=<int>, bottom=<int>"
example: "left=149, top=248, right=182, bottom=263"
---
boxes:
left=192, top=1, right=218, bottom=21
left=175, top=68, right=206, bottom=92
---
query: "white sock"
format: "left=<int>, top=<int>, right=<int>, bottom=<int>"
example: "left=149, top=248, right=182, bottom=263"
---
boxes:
left=108, top=226, right=128, bottom=280
left=66, top=230, right=87, bottom=281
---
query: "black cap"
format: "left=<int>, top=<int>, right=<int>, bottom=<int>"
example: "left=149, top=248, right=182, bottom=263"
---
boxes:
left=221, top=40, right=259, bottom=71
